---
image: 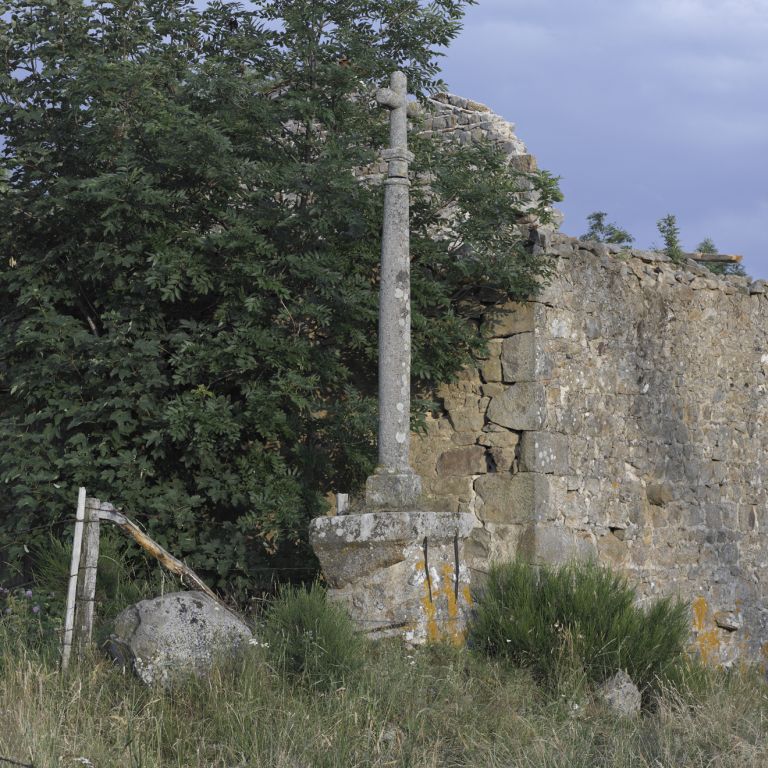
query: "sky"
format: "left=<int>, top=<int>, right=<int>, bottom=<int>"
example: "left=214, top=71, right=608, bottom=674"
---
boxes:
left=438, top=0, right=768, bottom=278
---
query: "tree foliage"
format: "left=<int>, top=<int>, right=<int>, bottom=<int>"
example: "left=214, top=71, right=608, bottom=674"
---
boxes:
left=0, top=0, right=560, bottom=596
left=696, top=238, right=746, bottom=276
left=656, top=213, right=684, bottom=265
left=580, top=211, right=633, bottom=247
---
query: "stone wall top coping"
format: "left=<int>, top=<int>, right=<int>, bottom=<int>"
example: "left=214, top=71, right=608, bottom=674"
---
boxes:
left=554, top=234, right=759, bottom=289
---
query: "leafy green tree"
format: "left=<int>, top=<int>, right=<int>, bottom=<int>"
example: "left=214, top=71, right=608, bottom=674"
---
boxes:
left=695, top=238, right=746, bottom=276
left=656, top=213, right=684, bottom=265
left=0, top=0, right=559, bottom=595
left=696, top=237, right=718, bottom=255
left=580, top=211, right=633, bottom=247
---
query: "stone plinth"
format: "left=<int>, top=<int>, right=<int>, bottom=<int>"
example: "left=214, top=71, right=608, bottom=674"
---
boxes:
left=309, top=510, right=474, bottom=644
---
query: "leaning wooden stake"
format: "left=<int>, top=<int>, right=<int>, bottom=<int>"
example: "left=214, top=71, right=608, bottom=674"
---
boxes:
left=94, top=501, right=224, bottom=607
left=61, top=487, right=86, bottom=671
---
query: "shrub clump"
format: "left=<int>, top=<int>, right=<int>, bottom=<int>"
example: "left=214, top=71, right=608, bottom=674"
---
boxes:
left=263, top=583, right=364, bottom=690
left=470, top=559, right=689, bottom=695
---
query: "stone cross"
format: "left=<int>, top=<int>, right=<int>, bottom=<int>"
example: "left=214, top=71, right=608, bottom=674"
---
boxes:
left=364, top=71, right=422, bottom=509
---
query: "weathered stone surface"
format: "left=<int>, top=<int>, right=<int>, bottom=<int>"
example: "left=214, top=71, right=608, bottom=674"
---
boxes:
left=519, top=526, right=596, bottom=566
left=598, top=531, right=629, bottom=567
left=486, top=383, right=546, bottom=430
left=519, top=431, right=569, bottom=475
left=488, top=301, right=535, bottom=337
left=646, top=483, right=674, bottom=507
left=310, top=510, right=474, bottom=644
left=362, top=93, right=768, bottom=665
left=437, top=445, right=487, bottom=476
left=596, top=670, right=641, bottom=717
left=441, top=391, right=486, bottom=432
left=108, top=592, right=252, bottom=686
left=475, top=473, right=563, bottom=524
left=501, top=332, right=536, bottom=382
left=479, top=340, right=503, bottom=382
left=365, top=468, right=422, bottom=510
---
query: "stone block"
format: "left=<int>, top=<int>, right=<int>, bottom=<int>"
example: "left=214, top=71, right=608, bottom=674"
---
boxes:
left=598, top=531, right=629, bottom=567
left=501, top=332, right=536, bottom=382
left=365, top=469, right=422, bottom=510
left=464, top=524, right=492, bottom=562
left=474, top=472, right=563, bottom=525
left=437, top=445, right=487, bottom=476
left=423, top=475, right=475, bottom=502
left=519, top=431, right=569, bottom=475
left=519, top=525, right=597, bottom=566
left=484, top=522, right=526, bottom=562
left=508, top=154, right=537, bottom=172
left=486, top=383, right=546, bottom=430
left=596, top=670, right=641, bottom=718
left=487, top=301, right=535, bottom=337
left=480, top=428, right=520, bottom=449
left=479, top=340, right=503, bottom=382
left=646, top=482, right=673, bottom=506
left=488, top=445, right=515, bottom=473
left=441, top=391, right=487, bottom=432
left=451, top=431, right=481, bottom=446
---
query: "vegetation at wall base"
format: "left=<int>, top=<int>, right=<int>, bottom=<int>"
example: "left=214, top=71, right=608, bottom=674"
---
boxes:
left=262, top=581, right=364, bottom=691
left=0, top=0, right=560, bottom=597
left=2, top=611, right=768, bottom=768
left=469, top=559, right=690, bottom=699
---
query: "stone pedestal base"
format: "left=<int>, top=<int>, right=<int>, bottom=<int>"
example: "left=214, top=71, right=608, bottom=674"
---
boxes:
left=309, top=510, right=474, bottom=644
left=364, top=467, right=422, bottom=509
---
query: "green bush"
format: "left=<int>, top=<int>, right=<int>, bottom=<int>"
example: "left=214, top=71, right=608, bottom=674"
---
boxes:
left=469, top=559, right=689, bottom=695
left=263, top=583, right=364, bottom=690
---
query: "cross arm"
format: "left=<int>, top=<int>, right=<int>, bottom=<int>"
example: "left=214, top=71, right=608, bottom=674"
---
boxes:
left=376, top=87, right=402, bottom=110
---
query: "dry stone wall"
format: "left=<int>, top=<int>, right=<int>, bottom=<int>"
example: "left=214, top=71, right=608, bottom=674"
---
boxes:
left=355, top=91, right=768, bottom=664
left=412, top=239, right=768, bottom=666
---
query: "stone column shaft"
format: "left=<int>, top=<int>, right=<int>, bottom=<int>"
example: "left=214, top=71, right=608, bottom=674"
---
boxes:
left=365, top=70, right=421, bottom=509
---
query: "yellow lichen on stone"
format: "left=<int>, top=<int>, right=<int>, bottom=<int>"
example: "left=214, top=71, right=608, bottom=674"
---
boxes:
left=691, top=596, right=721, bottom=665
left=419, top=560, right=440, bottom=643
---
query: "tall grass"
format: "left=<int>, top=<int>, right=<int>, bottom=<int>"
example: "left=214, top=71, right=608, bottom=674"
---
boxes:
left=263, top=582, right=365, bottom=690
left=1, top=621, right=767, bottom=768
left=1, top=567, right=766, bottom=767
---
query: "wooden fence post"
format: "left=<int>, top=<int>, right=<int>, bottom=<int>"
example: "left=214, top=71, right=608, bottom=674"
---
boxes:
left=61, top=492, right=229, bottom=672
left=75, top=497, right=101, bottom=651
left=61, top=487, right=86, bottom=671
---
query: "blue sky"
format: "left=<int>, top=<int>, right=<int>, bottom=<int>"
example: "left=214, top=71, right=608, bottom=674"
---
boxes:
left=439, top=0, right=768, bottom=278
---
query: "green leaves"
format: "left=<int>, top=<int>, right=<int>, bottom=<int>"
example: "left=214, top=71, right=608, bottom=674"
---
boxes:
left=1, top=0, right=557, bottom=598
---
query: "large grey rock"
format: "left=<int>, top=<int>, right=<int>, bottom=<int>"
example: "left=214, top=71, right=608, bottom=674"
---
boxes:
left=596, top=670, right=641, bottom=717
left=108, top=591, right=252, bottom=685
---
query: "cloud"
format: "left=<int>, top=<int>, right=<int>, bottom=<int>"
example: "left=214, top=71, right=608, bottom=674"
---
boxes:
left=442, top=0, right=768, bottom=276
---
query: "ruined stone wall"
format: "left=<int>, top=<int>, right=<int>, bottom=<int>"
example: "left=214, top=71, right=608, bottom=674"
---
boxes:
left=412, top=239, right=768, bottom=665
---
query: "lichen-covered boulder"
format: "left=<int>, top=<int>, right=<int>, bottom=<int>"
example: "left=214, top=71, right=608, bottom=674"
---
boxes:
left=108, top=591, right=252, bottom=685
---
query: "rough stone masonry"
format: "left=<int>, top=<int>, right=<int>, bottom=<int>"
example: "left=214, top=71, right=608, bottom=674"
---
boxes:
left=407, top=93, right=768, bottom=666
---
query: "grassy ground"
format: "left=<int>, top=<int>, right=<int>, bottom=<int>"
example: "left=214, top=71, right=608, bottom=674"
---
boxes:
left=1, top=628, right=767, bottom=768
